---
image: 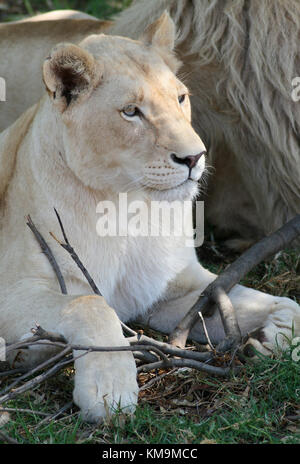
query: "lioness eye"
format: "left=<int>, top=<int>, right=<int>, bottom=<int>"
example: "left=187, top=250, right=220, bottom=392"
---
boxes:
left=122, top=105, right=141, bottom=118
left=178, top=94, right=186, bottom=104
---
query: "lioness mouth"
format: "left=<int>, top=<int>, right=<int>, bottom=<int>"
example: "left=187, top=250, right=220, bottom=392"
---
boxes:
left=146, top=178, right=196, bottom=192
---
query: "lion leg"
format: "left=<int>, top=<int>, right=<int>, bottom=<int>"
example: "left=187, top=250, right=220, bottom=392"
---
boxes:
left=0, top=282, right=138, bottom=423
left=143, top=260, right=300, bottom=355
left=243, top=304, right=300, bottom=357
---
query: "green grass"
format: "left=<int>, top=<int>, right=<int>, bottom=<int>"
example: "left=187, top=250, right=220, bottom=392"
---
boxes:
left=1, top=349, right=299, bottom=444
left=45, top=0, right=132, bottom=19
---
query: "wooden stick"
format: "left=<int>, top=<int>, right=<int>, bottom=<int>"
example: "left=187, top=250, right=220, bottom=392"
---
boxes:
left=0, top=430, right=19, bottom=444
left=0, top=407, right=48, bottom=417
left=26, top=215, right=67, bottom=294
left=52, top=208, right=102, bottom=297
left=31, top=323, right=68, bottom=344
left=213, top=287, right=242, bottom=352
left=137, top=358, right=232, bottom=377
left=0, top=346, right=71, bottom=396
left=169, top=214, right=300, bottom=348
left=198, top=311, right=215, bottom=352
left=0, top=356, right=74, bottom=405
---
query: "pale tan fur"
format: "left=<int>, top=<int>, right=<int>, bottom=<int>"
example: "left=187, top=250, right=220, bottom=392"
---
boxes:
left=0, top=13, right=299, bottom=423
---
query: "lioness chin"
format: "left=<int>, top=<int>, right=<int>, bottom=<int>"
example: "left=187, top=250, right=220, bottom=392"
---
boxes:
left=0, top=13, right=299, bottom=423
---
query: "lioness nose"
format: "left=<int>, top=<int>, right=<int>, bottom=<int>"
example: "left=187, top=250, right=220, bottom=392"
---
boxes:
left=171, top=151, right=206, bottom=169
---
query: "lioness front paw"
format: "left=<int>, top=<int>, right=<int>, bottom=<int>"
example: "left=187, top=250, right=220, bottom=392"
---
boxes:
left=73, top=351, right=139, bottom=423
left=243, top=298, right=300, bottom=357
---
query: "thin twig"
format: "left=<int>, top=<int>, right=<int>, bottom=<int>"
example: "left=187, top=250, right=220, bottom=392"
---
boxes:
left=132, top=351, right=159, bottom=364
left=212, top=287, right=242, bottom=352
left=0, top=356, right=74, bottom=405
left=0, top=345, right=71, bottom=396
left=37, top=402, right=73, bottom=427
left=5, top=340, right=183, bottom=367
left=198, top=311, right=215, bottom=352
left=137, top=358, right=232, bottom=376
left=128, top=335, right=212, bottom=362
left=139, top=369, right=177, bottom=391
left=0, top=368, right=27, bottom=378
left=0, top=408, right=49, bottom=417
left=26, top=215, right=67, bottom=294
left=6, top=331, right=213, bottom=373
left=51, top=208, right=102, bottom=297
left=0, top=341, right=230, bottom=378
left=0, top=430, right=20, bottom=444
left=31, top=323, right=68, bottom=344
left=8, top=338, right=211, bottom=363
left=286, top=414, right=300, bottom=422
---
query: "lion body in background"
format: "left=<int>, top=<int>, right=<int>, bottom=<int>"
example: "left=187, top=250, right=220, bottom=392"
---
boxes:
left=0, top=17, right=111, bottom=130
left=111, top=0, right=300, bottom=246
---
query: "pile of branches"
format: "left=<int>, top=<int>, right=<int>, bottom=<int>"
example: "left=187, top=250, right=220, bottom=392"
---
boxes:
left=0, top=211, right=299, bottom=440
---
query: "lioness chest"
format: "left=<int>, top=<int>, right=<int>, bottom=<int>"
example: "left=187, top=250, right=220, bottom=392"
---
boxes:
left=64, top=231, right=192, bottom=322
left=1, top=209, right=191, bottom=323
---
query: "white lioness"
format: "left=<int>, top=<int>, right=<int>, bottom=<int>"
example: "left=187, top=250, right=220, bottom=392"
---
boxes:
left=0, top=13, right=299, bottom=423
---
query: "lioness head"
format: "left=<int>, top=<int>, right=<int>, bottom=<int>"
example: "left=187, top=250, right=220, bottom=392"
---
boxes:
left=43, top=12, right=206, bottom=201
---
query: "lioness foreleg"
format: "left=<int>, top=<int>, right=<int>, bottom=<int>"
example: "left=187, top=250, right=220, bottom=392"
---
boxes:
left=142, top=260, right=300, bottom=355
left=1, top=283, right=138, bottom=422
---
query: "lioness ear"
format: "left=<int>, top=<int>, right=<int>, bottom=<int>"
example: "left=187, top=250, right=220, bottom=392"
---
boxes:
left=140, top=11, right=175, bottom=52
left=140, top=11, right=181, bottom=73
left=43, top=43, right=100, bottom=111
